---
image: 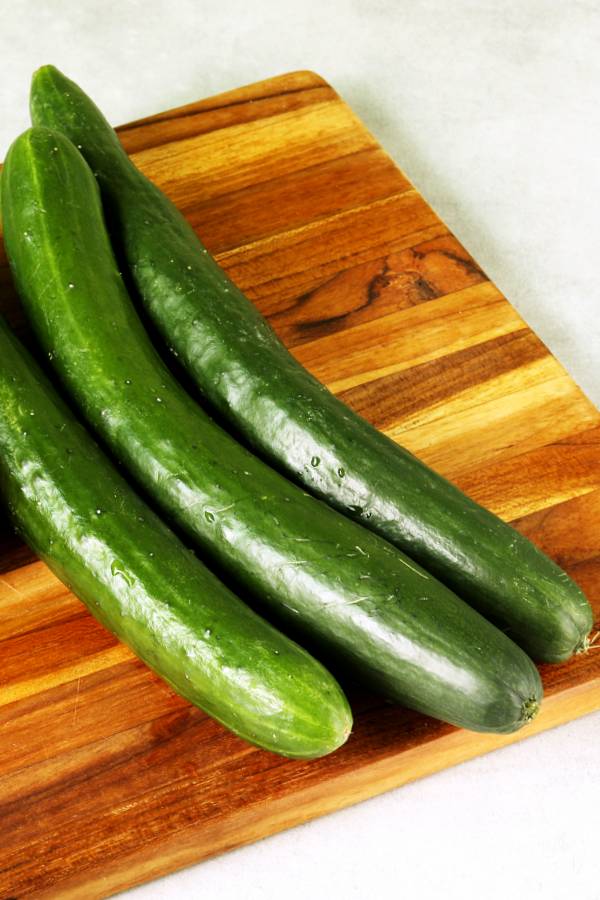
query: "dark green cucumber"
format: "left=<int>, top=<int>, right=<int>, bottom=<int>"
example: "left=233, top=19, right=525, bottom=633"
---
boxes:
left=0, top=317, right=352, bottom=758
left=29, top=66, right=592, bottom=663
left=2, top=126, right=543, bottom=734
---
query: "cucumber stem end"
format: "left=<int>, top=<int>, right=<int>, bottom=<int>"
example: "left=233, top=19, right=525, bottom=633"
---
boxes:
left=521, top=696, right=540, bottom=724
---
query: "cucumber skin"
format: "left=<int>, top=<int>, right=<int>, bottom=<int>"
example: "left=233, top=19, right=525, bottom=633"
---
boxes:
left=0, top=317, right=353, bottom=758
left=29, top=66, right=593, bottom=663
left=2, top=126, right=543, bottom=735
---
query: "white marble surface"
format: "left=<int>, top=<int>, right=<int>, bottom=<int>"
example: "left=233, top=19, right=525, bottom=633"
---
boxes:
left=2, top=2, right=599, bottom=898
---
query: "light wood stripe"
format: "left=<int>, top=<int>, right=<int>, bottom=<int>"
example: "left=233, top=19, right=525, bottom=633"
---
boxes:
left=0, top=559, right=65, bottom=604
left=181, top=147, right=411, bottom=254
left=512, top=488, right=600, bottom=568
left=397, top=372, right=600, bottom=478
left=456, top=425, right=600, bottom=520
left=0, top=644, right=132, bottom=709
left=218, top=188, right=442, bottom=291
left=263, top=232, right=486, bottom=346
left=0, top=658, right=187, bottom=781
left=122, top=82, right=335, bottom=156
left=294, top=281, right=523, bottom=391
left=136, top=100, right=377, bottom=204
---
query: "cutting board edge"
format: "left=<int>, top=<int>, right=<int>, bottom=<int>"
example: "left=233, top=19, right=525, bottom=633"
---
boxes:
left=27, top=676, right=600, bottom=900
left=116, top=69, right=332, bottom=131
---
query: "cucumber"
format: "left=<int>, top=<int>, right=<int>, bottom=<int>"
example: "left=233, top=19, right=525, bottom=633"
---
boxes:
left=29, top=66, right=592, bottom=663
left=0, top=317, right=352, bottom=758
left=2, top=126, right=543, bottom=734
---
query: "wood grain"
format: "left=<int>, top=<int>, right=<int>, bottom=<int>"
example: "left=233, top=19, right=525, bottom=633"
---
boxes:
left=0, top=69, right=599, bottom=899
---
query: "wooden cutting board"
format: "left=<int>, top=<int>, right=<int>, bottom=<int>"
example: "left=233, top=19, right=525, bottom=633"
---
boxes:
left=1, top=70, right=599, bottom=899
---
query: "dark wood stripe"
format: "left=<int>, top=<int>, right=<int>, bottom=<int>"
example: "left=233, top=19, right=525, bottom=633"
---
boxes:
left=0, top=705, right=202, bottom=827
left=264, top=233, right=487, bottom=350
left=0, top=533, right=37, bottom=575
left=181, top=147, right=410, bottom=253
left=455, top=424, right=600, bottom=519
left=119, top=72, right=329, bottom=133
left=221, top=191, right=444, bottom=296
left=0, top=660, right=187, bottom=780
left=511, top=488, right=600, bottom=570
left=0, top=614, right=119, bottom=685
left=338, top=329, right=545, bottom=430
left=0, top=608, right=87, bottom=645
left=566, top=557, right=600, bottom=604
left=0, top=698, right=440, bottom=896
left=120, top=85, right=335, bottom=156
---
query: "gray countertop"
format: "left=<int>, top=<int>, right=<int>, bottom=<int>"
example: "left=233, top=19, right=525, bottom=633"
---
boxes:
left=2, top=2, right=599, bottom=898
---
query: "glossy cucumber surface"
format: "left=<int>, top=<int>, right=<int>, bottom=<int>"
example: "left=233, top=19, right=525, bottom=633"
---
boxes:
left=2, top=125, right=543, bottom=734
left=0, top=316, right=352, bottom=758
left=28, top=65, right=593, bottom=663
